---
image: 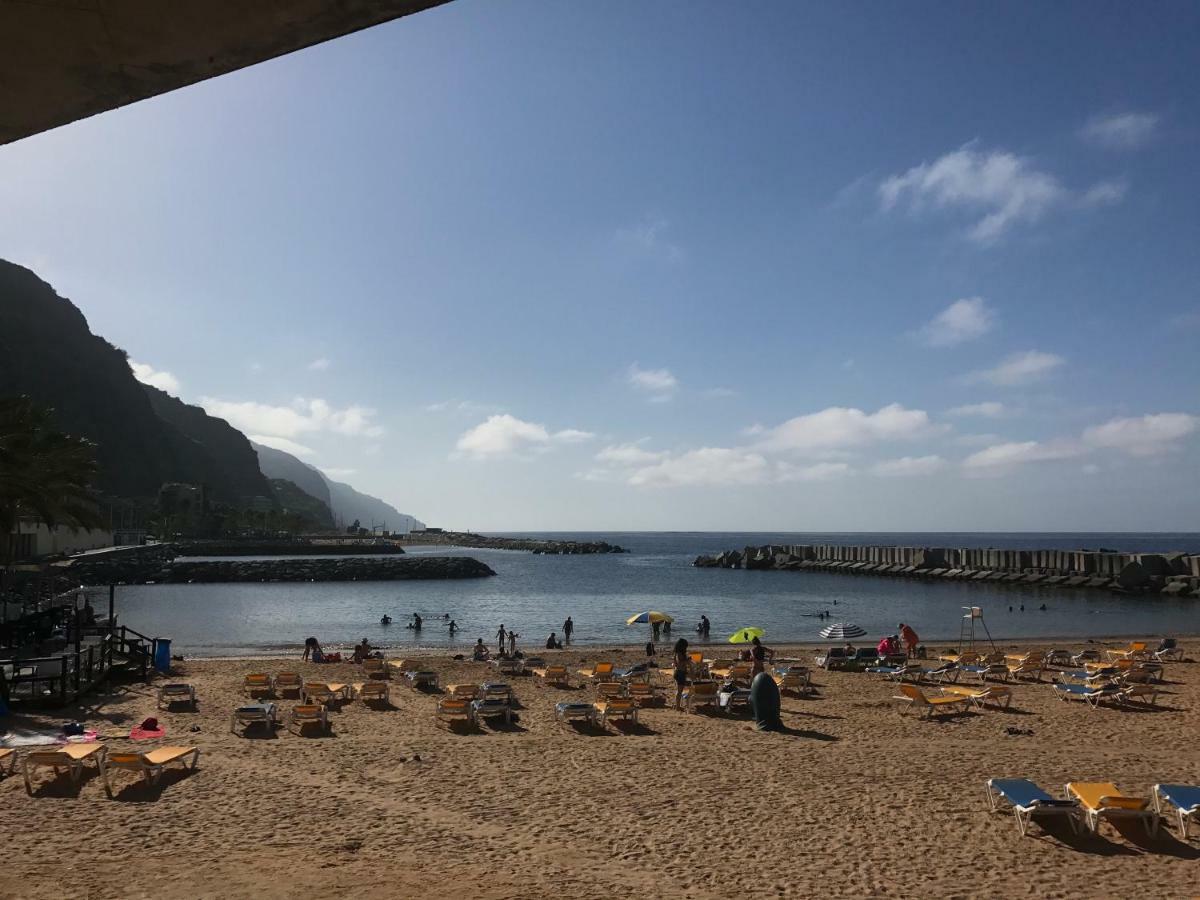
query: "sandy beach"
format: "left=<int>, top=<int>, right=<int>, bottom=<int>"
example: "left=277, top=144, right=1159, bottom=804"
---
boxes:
left=3, top=637, right=1197, bottom=900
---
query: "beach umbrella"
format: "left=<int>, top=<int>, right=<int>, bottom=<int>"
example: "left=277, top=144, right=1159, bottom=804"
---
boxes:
left=819, top=622, right=866, bottom=640
left=626, top=611, right=674, bottom=625
left=728, top=627, right=764, bottom=644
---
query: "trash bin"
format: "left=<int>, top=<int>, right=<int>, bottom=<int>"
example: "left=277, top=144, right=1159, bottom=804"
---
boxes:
left=154, top=638, right=172, bottom=674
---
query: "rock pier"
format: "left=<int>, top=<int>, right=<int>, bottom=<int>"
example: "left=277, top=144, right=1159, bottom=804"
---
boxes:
left=693, top=544, right=1200, bottom=597
left=402, top=531, right=627, bottom=554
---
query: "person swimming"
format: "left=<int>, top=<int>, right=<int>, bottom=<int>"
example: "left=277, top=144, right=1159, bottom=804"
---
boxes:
left=380, top=614, right=392, bottom=626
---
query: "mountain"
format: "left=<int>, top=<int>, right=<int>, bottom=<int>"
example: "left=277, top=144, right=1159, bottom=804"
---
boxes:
left=268, top=479, right=334, bottom=529
left=252, top=440, right=423, bottom=533
left=0, top=258, right=270, bottom=502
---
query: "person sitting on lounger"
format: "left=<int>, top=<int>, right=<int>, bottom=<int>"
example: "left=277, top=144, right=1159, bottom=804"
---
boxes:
left=473, top=639, right=491, bottom=661
left=353, top=639, right=373, bottom=663
left=546, top=632, right=563, bottom=650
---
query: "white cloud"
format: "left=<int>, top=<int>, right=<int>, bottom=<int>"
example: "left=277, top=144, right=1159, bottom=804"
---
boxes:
left=595, top=443, right=669, bottom=466
left=1081, top=111, right=1159, bottom=149
left=307, top=357, right=331, bottom=372
left=946, top=401, right=1009, bottom=418
left=967, top=350, right=1064, bottom=386
left=425, top=399, right=502, bottom=414
left=1081, top=413, right=1199, bottom=457
left=776, top=461, right=852, bottom=483
left=200, top=397, right=385, bottom=439
left=871, top=455, right=946, bottom=477
left=757, top=403, right=939, bottom=455
left=627, top=364, right=679, bottom=401
left=454, top=414, right=594, bottom=460
left=129, top=360, right=180, bottom=394
left=919, top=297, right=996, bottom=346
left=879, top=144, right=1066, bottom=242
left=614, top=216, right=684, bottom=262
left=250, top=435, right=317, bottom=457
left=954, top=432, right=1003, bottom=447
left=1080, top=179, right=1128, bottom=208
left=627, top=448, right=769, bottom=487
left=962, top=440, right=1084, bottom=470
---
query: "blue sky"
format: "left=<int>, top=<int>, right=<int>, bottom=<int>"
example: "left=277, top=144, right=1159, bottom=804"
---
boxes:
left=2, top=1, right=1198, bottom=530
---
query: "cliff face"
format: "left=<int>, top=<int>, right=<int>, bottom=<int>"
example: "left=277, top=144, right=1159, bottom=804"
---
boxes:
left=0, top=258, right=269, bottom=502
left=251, top=440, right=423, bottom=533
left=268, top=478, right=334, bottom=528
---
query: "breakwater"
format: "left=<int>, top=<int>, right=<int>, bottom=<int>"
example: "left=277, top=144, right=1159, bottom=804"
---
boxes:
left=402, top=531, right=627, bottom=554
left=694, top=544, right=1200, bottom=597
left=69, top=554, right=494, bottom=585
left=174, top=541, right=405, bottom=556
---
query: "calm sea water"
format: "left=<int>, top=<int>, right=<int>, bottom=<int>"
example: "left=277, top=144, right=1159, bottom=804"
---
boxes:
left=113, top=532, right=1200, bottom=656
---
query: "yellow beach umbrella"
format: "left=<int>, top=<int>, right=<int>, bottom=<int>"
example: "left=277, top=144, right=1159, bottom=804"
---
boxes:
left=728, top=627, right=764, bottom=644
left=626, top=611, right=674, bottom=625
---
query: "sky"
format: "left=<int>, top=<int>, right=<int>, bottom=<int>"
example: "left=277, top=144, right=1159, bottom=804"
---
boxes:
left=2, top=1, right=1198, bottom=531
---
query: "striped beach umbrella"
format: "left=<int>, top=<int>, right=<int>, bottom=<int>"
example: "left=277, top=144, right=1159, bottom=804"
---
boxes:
left=626, top=611, right=674, bottom=625
left=819, top=622, right=866, bottom=640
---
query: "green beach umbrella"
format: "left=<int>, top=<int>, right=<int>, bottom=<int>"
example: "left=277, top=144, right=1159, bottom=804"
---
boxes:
left=728, top=627, right=764, bottom=644
left=626, top=611, right=674, bottom=625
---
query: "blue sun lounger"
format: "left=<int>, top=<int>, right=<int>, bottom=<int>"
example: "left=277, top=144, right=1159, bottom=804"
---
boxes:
left=986, top=778, right=1081, bottom=836
left=1153, top=784, right=1200, bottom=840
left=1053, top=682, right=1123, bottom=708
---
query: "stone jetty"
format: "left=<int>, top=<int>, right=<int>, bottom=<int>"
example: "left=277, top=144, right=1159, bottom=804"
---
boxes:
left=402, top=531, right=627, bottom=554
left=68, top=551, right=494, bottom=585
left=694, top=544, right=1200, bottom=597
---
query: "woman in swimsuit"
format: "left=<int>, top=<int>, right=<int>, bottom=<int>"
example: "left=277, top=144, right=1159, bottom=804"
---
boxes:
left=672, top=638, right=690, bottom=710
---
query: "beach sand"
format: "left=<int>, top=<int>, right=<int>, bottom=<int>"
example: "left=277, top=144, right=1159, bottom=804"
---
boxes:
left=2, top=639, right=1197, bottom=899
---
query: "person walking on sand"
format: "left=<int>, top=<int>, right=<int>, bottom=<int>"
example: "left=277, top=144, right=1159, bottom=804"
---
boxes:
left=672, top=638, right=690, bottom=710
left=563, top=616, right=574, bottom=644
left=749, top=636, right=774, bottom=678
left=898, top=623, right=920, bottom=656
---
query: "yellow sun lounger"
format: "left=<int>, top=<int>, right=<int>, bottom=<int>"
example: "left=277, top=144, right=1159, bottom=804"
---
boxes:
left=940, top=684, right=1013, bottom=708
left=242, top=673, right=273, bottom=697
left=100, top=746, right=199, bottom=797
left=577, top=662, right=615, bottom=681
left=354, top=682, right=390, bottom=703
left=626, top=681, right=662, bottom=706
left=893, top=684, right=971, bottom=719
left=532, top=665, right=570, bottom=686
left=1066, top=782, right=1159, bottom=835
left=362, top=658, right=388, bottom=679
left=273, top=672, right=303, bottom=696
left=0, top=747, right=18, bottom=777
left=288, top=704, right=330, bottom=734
left=301, top=682, right=341, bottom=706
left=682, top=681, right=719, bottom=714
left=436, top=697, right=476, bottom=727
left=22, top=743, right=108, bottom=795
left=594, top=697, right=639, bottom=727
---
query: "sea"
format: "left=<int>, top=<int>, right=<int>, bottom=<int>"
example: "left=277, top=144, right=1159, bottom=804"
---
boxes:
left=112, top=532, right=1200, bottom=657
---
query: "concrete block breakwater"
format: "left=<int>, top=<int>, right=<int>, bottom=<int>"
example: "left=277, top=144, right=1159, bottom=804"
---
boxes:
left=693, top=545, right=1200, bottom=596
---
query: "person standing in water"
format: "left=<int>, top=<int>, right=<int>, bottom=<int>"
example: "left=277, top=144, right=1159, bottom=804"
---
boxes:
left=497, top=624, right=507, bottom=656
left=652, top=620, right=661, bottom=641
left=507, top=630, right=518, bottom=657
left=448, top=619, right=458, bottom=635
left=563, top=616, right=574, bottom=644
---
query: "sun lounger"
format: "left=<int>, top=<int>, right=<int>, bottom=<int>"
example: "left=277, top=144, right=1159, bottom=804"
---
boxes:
left=961, top=663, right=1009, bottom=682
left=921, top=662, right=960, bottom=683
left=355, top=681, right=389, bottom=703
left=1007, top=659, right=1044, bottom=681
left=815, top=648, right=848, bottom=670
left=1120, top=683, right=1159, bottom=706
left=1153, top=638, right=1183, bottom=663
left=22, top=744, right=107, bottom=795
left=388, top=659, right=418, bottom=675
left=447, top=683, right=481, bottom=698
left=494, top=657, right=524, bottom=676
left=301, top=682, right=339, bottom=706
left=682, top=680, right=719, bottom=714
left=940, top=684, right=1013, bottom=708
left=532, top=665, right=570, bottom=686
left=577, top=662, right=615, bottom=681
left=718, top=688, right=751, bottom=714
left=1052, top=682, right=1123, bottom=708
left=1066, top=782, right=1159, bottom=835
left=627, top=681, right=663, bottom=706
left=288, top=704, right=330, bottom=734
left=1119, top=661, right=1164, bottom=684
left=1056, top=667, right=1116, bottom=685
left=273, top=672, right=303, bottom=696
left=242, top=673, right=273, bottom=697
left=688, top=652, right=710, bottom=679
left=711, top=663, right=752, bottom=683
left=595, top=681, right=626, bottom=700
left=594, top=697, right=639, bottom=726
left=437, top=697, right=476, bottom=727
left=362, top=658, right=388, bottom=679
left=773, top=667, right=814, bottom=694
left=554, top=701, right=596, bottom=725
left=1043, top=649, right=1073, bottom=667
left=893, top=684, right=971, bottom=719
left=1106, top=641, right=1148, bottom=662
left=231, top=702, right=278, bottom=734
left=156, top=682, right=196, bottom=709
left=1153, top=784, right=1200, bottom=840
left=472, top=698, right=513, bottom=724
left=0, top=747, right=16, bottom=777
left=866, top=662, right=922, bottom=681
left=939, top=651, right=979, bottom=665
left=100, top=746, right=199, bottom=797
left=405, top=670, right=439, bottom=689
left=986, top=778, right=1080, bottom=836
left=1070, top=649, right=1102, bottom=666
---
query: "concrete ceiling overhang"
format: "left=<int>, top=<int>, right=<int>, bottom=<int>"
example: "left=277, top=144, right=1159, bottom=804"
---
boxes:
left=0, top=0, right=452, bottom=146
